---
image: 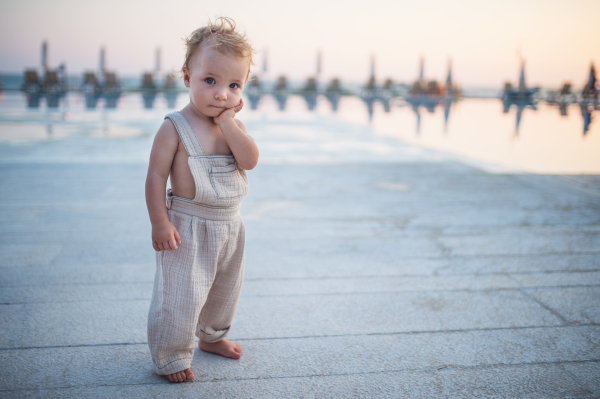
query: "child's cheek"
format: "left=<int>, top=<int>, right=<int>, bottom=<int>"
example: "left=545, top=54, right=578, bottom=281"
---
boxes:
left=229, top=95, right=241, bottom=108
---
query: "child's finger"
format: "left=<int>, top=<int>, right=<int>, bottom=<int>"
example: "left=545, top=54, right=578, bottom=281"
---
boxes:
left=152, top=241, right=160, bottom=252
left=174, top=230, right=181, bottom=244
left=169, top=236, right=178, bottom=250
left=233, top=98, right=244, bottom=113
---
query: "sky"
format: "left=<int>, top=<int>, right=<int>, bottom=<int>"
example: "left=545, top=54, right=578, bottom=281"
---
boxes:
left=1, top=0, right=599, bottom=88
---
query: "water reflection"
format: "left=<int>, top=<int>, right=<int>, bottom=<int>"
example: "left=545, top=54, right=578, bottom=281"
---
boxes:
left=1, top=91, right=599, bottom=173
left=11, top=40, right=598, bottom=145
left=164, top=73, right=179, bottom=109
left=546, top=83, right=575, bottom=117
left=13, top=59, right=597, bottom=138
left=502, top=100, right=537, bottom=135
left=399, top=58, right=462, bottom=134
left=545, top=63, right=599, bottom=134
left=404, top=97, right=440, bottom=134
left=22, top=67, right=68, bottom=108
left=498, top=60, right=539, bottom=135
left=273, top=76, right=288, bottom=111
left=246, top=75, right=261, bottom=110
left=140, top=73, right=158, bottom=110
left=82, top=71, right=122, bottom=109
left=325, top=78, right=342, bottom=111
left=6, top=54, right=600, bottom=141
left=360, top=90, right=393, bottom=122
left=10, top=88, right=599, bottom=139
left=300, top=77, right=318, bottom=111
left=443, top=99, right=453, bottom=132
left=547, top=97, right=599, bottom=135
left=581, top=103, right=595, bottom=135
left=357, top=56, right=395, bottom=121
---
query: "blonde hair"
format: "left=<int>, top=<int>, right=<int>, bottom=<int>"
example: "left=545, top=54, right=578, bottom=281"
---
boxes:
left=182, top=17, right=255, bottom=74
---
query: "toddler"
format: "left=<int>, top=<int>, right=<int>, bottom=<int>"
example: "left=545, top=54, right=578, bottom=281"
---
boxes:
left=145, top=17, right=258, bottom=383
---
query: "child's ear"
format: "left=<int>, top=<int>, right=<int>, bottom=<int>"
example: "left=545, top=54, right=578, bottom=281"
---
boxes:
left=183, top=67, right=191, bottom=88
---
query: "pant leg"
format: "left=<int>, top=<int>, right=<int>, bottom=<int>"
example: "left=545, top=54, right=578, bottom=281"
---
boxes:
left=196, top=216, right=246, bottom=343
left=147, top=210, right=218, bottom=375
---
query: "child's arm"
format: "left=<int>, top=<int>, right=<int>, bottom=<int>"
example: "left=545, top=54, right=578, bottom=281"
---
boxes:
left=145, top=120, right=182, bottom=251
left=214, top=99, right=259, bottom=170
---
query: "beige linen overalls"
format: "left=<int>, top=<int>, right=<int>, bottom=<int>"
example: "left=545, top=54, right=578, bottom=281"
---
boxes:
left=147, top=111, right=249, bottom=376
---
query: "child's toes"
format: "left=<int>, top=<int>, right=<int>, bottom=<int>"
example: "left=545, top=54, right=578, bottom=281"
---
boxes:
left=185, top=369, right=194, bottom=381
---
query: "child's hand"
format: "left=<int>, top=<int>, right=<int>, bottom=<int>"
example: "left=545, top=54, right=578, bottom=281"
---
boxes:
left=152, top=221, right=182, bottom=251
left=214, top=99, right=244, bottom=125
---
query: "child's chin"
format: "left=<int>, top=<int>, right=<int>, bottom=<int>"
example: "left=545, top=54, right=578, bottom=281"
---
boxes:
left=204, top=108, right=224, bottom=117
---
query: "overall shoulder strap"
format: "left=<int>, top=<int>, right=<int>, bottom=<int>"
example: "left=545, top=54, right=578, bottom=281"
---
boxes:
left=164, top=111, right=205, bottom=156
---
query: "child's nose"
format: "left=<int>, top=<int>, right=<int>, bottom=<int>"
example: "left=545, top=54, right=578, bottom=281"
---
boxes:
left=215, top=87, right=227, bottom=101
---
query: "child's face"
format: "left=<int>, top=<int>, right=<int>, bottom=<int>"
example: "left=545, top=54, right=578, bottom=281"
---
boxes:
left=183, top=45, right=249, bottom=118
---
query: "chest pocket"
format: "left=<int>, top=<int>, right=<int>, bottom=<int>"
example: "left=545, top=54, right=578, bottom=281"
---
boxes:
left=209, top=164, right=245, bottom=199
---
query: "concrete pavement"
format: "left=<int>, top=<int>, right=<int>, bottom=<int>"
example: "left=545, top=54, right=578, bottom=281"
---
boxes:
left=0, top=111, right=599, bottom=398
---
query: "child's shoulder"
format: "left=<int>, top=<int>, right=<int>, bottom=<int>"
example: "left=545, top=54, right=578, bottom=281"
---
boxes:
left=153, top=117, right=181, bottom=152
left=158, top=116, right=179, bottom=137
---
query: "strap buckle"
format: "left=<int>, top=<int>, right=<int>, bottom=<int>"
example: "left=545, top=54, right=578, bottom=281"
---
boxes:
left=166, top=188, right=173, bottom=210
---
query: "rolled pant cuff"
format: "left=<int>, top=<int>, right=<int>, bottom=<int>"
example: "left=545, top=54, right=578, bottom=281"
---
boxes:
left=154, top=357, right=192, bottom=376
left=196, top=327, right=230, bottom=343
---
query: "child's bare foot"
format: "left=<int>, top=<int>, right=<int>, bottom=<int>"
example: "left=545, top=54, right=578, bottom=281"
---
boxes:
left=166, top=368, right=194, bottom=383
left=199, top=339, right=243, bottom=359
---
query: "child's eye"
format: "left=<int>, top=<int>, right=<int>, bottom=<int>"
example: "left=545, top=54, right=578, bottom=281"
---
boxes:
left=205, top=78, right=215, bottom=84
left=229, top=83, right=239, bottom=89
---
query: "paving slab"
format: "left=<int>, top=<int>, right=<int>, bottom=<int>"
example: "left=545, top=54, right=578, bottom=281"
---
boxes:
left=0, top=243, right=63, bottom=266
left=7, top=362, right=597, bottom=398
left=0, top=288, right=564, bottom=348
left=4, top=252, right=598, bottom=291
left=0, top=262, right=154, bottom=287
left=0, top=300, right=148, bottom=349
left=509, top=271, right=600, bottom=288
left=562, top=361, right=600, bottom=395
left=1, top=273, right=521, bottom=304
left=2, top=271, right=598, bottom=305
left=242, top=250, right=600, bottom=280
left=0, top=282, right=154, bottom=304
left=525, top=287, right=600, bottom=324
left=428, top=253, right=600, bottom=275
left=1, top=326, right=598, bottom=392
left=234, top=289, right=566, bottom=339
